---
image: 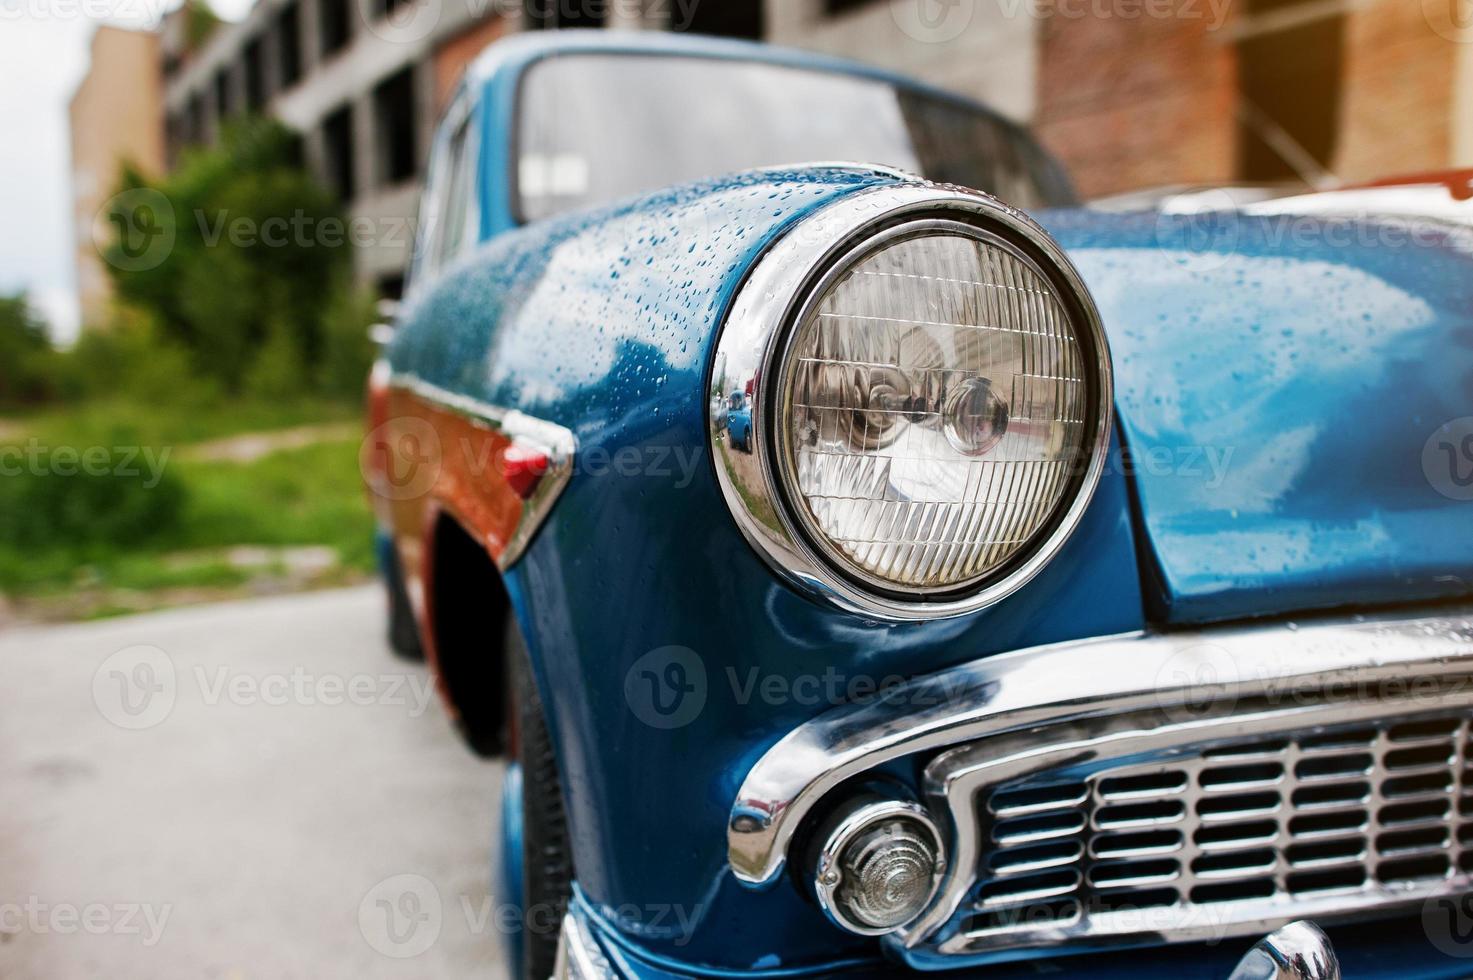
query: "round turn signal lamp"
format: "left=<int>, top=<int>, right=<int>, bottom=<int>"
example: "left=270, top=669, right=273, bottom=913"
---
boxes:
left=812, top=799, right=945, bottom=936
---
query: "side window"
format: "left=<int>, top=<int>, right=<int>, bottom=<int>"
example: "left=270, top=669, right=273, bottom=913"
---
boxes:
left=433, top=116, right=478, bottom=269
left=409, top=101, right=480, bottom=293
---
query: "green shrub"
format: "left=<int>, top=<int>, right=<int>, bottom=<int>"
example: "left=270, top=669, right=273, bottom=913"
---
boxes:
left=102, top=117, right=353, bottom=396
left=316, top=288, right=378, bottom=402
left=0, top=449, right=186, bottom=550
left=0, top=293, right=59, bottom=408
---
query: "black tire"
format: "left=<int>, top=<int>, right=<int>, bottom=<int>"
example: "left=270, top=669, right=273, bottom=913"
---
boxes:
left=384, top=550, right=423, bottom=661
left=512, top=635, right=573, bottom=980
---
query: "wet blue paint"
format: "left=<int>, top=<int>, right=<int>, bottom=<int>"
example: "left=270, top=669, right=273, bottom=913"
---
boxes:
left=1042, top=206, right=1473, bottom=623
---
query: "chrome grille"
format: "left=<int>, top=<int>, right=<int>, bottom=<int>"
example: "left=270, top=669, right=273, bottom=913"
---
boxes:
left=973, top=714, right=1472, bottom=934
left=909, top=697, right=1473, bottom=965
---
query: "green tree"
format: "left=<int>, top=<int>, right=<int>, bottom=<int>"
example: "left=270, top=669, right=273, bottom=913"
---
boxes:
left=103, top=118, right=352, bottom=394
left=0, top=293, right=57, bottom=408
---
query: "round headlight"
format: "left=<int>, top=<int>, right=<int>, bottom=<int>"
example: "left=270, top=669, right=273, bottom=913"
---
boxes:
left=710, top=184, right=1111, bottom=620
left=777, top=224, right=1088, bottom=593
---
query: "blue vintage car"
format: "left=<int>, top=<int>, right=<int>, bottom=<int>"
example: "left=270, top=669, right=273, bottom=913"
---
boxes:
left=362, top=29, right=1473, bottom=980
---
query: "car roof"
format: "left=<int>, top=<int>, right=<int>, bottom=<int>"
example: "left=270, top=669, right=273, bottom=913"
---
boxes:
left=462, top=28, right=1020, bottom=132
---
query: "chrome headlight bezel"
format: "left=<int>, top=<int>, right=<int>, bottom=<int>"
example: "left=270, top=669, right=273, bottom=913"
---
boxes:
left=708, top=183, right=1113, bottom=621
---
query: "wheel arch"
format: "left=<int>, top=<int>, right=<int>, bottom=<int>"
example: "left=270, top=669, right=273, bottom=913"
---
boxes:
left=424, top=509, right=513, bottom=757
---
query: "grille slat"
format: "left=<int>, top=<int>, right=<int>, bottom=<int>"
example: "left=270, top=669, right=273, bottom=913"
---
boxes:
left=957, top=711, right=1473, bottom=956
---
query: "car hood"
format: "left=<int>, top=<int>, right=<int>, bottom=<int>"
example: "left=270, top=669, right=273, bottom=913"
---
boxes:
left=1038, top=205, right=1473, bottom=624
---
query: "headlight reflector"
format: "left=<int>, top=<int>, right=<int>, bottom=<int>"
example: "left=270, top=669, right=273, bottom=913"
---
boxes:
left=777, top=226, right=1090, bottom=593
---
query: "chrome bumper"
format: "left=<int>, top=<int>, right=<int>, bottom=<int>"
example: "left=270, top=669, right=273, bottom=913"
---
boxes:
left=727, top=608, right=1473, bottom=967
left=552, top=911, right=1341, bottom=979
left=552, top=909, right=617, bottom=980
left=1229, top=922, right=1340, bottom=980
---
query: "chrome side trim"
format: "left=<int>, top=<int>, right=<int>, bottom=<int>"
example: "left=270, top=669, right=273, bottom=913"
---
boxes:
left=1228, top=922, right=1340, bottom=980
left=388, top=373, right=577, bottom=569
left=727, top=608, right=1473, bottom=888
left=707, top=181, right=1114, bottom=621
left=552, top=911, right=618, bottom=980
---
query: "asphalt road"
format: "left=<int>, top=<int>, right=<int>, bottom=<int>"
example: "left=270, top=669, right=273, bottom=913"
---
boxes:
left=0, top=586, right=509, bottom=979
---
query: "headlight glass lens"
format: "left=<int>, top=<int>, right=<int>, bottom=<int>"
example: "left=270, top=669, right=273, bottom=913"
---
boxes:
left=780, top=228, right=1090, bottom=592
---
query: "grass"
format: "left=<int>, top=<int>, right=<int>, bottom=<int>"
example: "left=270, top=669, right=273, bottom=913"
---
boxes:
left=3, top=397, right=358, bottom=449
left=0, top=399, right=375, bottom=619
left=176, top=439, right=376, bottom=569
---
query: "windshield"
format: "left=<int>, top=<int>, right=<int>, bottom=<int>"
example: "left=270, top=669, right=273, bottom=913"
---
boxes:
left=515, top=54, right=1073, bottom=223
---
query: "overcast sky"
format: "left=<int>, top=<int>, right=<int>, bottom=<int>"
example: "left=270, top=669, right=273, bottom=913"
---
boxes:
left=0, top=0, right=251, bottom=343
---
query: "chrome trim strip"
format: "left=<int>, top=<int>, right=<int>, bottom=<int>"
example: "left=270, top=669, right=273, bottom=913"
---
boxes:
left=552, top=910, right=619, bottom=980
left=388, top=372, right=577, bottom=569
left=727, top=608, right=1473, bottom=889
left=707, top=181, right=1114, bottom=621
left=1228, top=922, right=1340, bottom=980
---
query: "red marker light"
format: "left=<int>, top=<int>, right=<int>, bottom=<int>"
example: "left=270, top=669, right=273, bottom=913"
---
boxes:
left=502, top=443, right=550, bottom=500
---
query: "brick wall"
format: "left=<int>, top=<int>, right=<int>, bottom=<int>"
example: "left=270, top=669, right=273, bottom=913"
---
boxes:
left=432, top=15, right=510, bottom=113
left=1034, top=7, right=1237, bottom=199
left=70, top=27, right=166, bottom=329
left=1334, top=0, right=1456, bottom=182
